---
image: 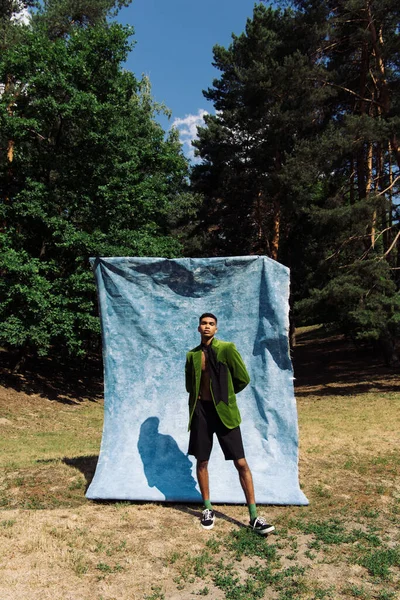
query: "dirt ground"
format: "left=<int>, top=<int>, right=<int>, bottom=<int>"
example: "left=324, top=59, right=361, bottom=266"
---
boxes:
left=0, top=328, right=399, bottom=599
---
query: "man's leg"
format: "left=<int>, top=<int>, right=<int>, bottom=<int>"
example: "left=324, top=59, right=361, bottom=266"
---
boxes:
left=196, top=459, right=215, bottom=529
left=234, top=458, right=275, bottom=535
left=196, top=459, right=210, bottom=503
left=233, top=458, right=255, bottom=505
left=189, top=402, right=216, bottom=527
left=218, top=426, right=258, bottom=518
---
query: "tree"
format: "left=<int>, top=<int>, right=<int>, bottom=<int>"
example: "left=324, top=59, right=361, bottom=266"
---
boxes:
left=284, top=0, right=400, bottom=363
left=191, top=4, right=333, bottom=260
left=0, top=4, right=191, bottom=361
left=34, top=0, right=131, bottom=38
left=191, top=1, right=400, bottom=362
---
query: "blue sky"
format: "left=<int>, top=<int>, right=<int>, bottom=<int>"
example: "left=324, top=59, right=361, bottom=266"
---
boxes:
left=118, top=0, right=263, bottom=159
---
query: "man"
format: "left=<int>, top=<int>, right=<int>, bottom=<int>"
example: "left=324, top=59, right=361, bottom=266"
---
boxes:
left=185, top=313, right=275, bottom=535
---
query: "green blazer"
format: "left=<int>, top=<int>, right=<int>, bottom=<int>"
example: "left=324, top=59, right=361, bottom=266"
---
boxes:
left=185, top=338, right=250, bottom=430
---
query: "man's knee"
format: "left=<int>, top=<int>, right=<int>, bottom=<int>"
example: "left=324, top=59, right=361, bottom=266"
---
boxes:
left=197, top=460, right=209, bottom=472
left=234, top=458, right=250, bottom=474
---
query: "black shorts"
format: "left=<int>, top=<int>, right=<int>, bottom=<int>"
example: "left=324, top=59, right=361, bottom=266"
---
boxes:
left=188, top=400, right=245, bottom=461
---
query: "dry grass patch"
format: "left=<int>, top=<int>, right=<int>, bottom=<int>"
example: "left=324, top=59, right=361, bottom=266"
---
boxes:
left=0, top=331, right=399, bottom=599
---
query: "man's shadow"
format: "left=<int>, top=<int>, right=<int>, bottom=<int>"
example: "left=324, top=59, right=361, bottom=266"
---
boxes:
left=174, top=505, right=247, bottom=529
left=138, top=417, right=202, bottom=502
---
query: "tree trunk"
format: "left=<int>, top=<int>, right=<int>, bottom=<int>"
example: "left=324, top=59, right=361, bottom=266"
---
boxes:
left=356, top=25, right=369, bottom=202
left=7, top=139, right=14, bottom=162
left=365, top=141, right=375, bottom=248
left=367, top=7, right=390, bottom=114
left=6, top=74, right=15, bottom=165
left=389, top=134, right=400, bottom=169
left=270, top=198, right=281, bottom=261
left=289, top=291, right=296, bottom=349
left=12, top=348, right=28, bottom=373
left=379, top=332, right=399, bottom=368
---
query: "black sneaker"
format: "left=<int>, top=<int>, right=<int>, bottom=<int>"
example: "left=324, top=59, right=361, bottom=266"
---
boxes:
left=200, top=509, right=215, bottom=530
left=249, top=516, right=275, bottom=535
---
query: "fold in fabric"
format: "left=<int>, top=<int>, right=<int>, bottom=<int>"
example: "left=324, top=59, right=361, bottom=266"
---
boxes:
left=86, top=256, right=308, bottom=505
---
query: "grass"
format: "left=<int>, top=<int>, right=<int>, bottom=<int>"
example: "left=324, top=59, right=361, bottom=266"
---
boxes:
left=144, top=586, right=165, bottom=600
left=356, top=546, right=400, bottom=579
left=0, top=329, right=399, bottom=599
left=0, top=396, right=102, bottom=509
left=0, top=408, right=102, bottom=468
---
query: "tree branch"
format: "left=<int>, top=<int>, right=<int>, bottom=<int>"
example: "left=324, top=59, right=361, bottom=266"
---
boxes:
left=325, top=234, right=366, bottom=261
left=314, top=79, right=384, bottom=108
left=377, top=230, right=400, bottom=259
left=28, top=129, right=47, bottom=142
left=377, top=174, right=400, bottom=197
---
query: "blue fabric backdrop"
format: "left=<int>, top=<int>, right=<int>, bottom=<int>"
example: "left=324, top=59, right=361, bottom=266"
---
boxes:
left=86, top=256, right=308, bottom=505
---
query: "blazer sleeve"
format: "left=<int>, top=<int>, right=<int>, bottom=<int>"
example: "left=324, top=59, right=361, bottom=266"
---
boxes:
left=227, top=343, right=250, bottom=394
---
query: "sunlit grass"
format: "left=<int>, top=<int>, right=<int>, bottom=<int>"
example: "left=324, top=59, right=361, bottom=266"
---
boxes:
left=0, top=327, right=399, bottom=599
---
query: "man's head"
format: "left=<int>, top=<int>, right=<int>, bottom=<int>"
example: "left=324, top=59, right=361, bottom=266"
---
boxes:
left=198, top=313, right=218, bottom=342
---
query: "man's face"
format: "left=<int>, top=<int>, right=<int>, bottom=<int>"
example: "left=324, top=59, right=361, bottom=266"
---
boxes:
left=198, top=317, right=218, bottom=339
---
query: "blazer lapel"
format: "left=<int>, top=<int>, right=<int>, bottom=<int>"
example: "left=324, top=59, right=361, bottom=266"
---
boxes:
left=192, top=338, right=220, bottom=400
left=192, top=347, right=202, bottom=398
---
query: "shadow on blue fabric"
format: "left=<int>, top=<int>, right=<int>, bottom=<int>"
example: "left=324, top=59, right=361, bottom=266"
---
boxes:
left=137, top=417, right=201, bottom=501
left=133, top=258, right=250, bottom=297
left=252, top=258, right=292, bottom=371
left=86, top=256, right=309, bottom=505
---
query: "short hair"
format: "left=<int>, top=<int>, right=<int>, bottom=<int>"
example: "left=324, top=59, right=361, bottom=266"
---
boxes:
left=199, top=313, right=218, bottom=324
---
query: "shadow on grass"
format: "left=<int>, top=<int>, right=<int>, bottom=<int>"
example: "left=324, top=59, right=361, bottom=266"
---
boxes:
left=62, top=457, right=274, bottom=533
left=174, top=504, right=247, bottom=529
left=62, top=455, right=249, bottom=528
left=0, top=348, right=103, bottom=405
left=63, top=455, right=99, bottom=490
left=293, top=329, right=400, bottom=397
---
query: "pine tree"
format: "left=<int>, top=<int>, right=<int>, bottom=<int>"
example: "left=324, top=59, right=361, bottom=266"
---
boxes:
left=191, top=4, right=331, bottom=260
left=191, top=1, right=400, bottom=362
left=285, top=0, right=400, bottom=363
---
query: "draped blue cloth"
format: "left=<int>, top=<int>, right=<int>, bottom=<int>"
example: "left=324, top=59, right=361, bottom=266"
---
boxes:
left=86, top=256, right=308, bottom=505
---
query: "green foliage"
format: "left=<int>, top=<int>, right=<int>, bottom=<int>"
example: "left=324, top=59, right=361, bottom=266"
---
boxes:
left=205, top=537, right=222, bottom=554
left=344, top=584, right=371, bottom=599
left=0, top=3, right=191, bottom=359
left=297, top=259, right=400, bottom=353
left=225, top=528, right=278, bottom=561
left=284, top=0, right=400, bottom=361
left=33, top=0, right=132, bottom=39
left=192, top=0, right=400, bottom=362
left=296, top=518, right=349, bottom=544
left=191, top=4, right=328, bottom=258
left=0, top=519, right=16, bottom=528
left=192, top=551, right=211, bottom=578
left=144, top=585, right=165, bottom=600
left=96, top=561, right=124, bottom=574
left=0, top=0, right=36, bottom=21
left=356, top=545, right=400, bottom=579
left=144, top=588, right=165, bottom=600
left=376, top=591, right=396, bottom=600
left=311, top=587, right=335, bottom=600
left=197, top=587, right=209, bottom=596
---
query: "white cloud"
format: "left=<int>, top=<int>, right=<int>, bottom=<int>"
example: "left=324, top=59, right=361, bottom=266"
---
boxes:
left=11, top=3, right=31, bottom=25
left=172, top=109, right=208, bottom=162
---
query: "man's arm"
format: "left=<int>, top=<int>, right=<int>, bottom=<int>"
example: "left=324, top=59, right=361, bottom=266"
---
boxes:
left=226, top=343, right=250, bottom=394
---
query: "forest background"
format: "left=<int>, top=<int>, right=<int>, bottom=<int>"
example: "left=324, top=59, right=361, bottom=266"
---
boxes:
left=1, top=0, right=399, bottom=368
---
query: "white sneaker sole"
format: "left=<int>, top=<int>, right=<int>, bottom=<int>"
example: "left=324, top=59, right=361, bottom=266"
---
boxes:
left=251, top=524, right=275, bottom=535
left=201, top=520, right=215, bottom=530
